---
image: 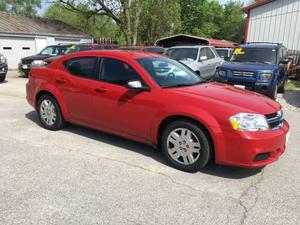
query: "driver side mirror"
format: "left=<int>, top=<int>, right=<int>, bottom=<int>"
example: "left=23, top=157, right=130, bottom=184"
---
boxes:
left=126, top=80, right=150, bottom=91
left=199, top=56, right=208, bottom=62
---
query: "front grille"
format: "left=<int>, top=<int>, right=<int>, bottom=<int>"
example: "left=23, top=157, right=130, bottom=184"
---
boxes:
left=232, top=71, right=255, bottom=77
left=22, top=59, right=33, bottom=65
left=266, top=111, right=283, bottom=129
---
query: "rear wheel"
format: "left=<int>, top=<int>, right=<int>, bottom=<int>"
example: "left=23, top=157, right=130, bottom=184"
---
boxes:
left=161, top=120, right=211, bottom=172
left=37, top=95, right=65, bottom=130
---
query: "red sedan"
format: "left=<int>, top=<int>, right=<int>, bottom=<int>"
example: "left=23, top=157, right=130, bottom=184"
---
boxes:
left=26, top=50, right=289, bottom=172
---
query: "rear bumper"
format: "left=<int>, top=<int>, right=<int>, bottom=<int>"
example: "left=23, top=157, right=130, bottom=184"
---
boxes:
left=214, top=120, right=289, bottom=168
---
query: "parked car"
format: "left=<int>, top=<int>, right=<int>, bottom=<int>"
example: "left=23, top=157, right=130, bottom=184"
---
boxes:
left=44, top=43, right=119, bottom=64
left=120, top=46, right=165, bottom=54
left=0, top=53, right=8, bottom=82
left=216, top=48, right=232, bottom=61
left=166, top=46, right=223, bottom=79
left=215, top=43, right=289, bottom=99
left=26, top=50, right=289, bottom=172
left=19, top=44, right=72, bottom=77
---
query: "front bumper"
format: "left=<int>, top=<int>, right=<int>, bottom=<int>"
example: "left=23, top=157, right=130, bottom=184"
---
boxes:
left=0, top=63, right=8, bottom=76
left=18, top=63, right=31, bottom=74
left=214, top=120, right=289, bottom=168
left=216, top=77, right=274, bottom=97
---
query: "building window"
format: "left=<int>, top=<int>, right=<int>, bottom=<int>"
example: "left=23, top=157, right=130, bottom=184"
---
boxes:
left=3, top=47, right=12, bottom=50
left=22, top=47, right=30, bottom=50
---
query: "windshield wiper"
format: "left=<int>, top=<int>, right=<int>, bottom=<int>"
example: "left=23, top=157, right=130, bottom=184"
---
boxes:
left=247, top=60, right=270, bottom=64
left=162, top=81, right=202, bottom=88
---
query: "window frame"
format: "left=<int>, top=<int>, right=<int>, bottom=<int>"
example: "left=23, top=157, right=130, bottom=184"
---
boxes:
left=98, top=57, right=148, bottom=88
left=63, top=56, right=101, bottom=81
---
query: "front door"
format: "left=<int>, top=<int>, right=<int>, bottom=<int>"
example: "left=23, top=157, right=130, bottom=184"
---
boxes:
left=92, top=57, right=154, bottom=140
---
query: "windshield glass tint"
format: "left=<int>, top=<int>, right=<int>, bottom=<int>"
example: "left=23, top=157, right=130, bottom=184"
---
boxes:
left=166, top=48, right=198, bottom=61
left=230, top=47, right=277, bottom=64
left=136, top=57, right=202, bottom=88
left=40, top=46, right=68, bottom=56
left=216, top=49, right=228, bottom=58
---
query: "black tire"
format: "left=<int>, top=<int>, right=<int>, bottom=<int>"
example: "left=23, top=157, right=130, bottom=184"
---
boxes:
left=270, top=82, right=278, bottom=100
left=0, top=75, right=5, bottom=82
left=160, top=120, right=212, bottom=172
left=37, top=95, right=65, bottom=130
left=278, top=77, right=287, bottom=93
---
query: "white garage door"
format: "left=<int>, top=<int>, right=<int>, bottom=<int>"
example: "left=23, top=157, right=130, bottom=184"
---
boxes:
left=0, top=36, right=36, bottom=69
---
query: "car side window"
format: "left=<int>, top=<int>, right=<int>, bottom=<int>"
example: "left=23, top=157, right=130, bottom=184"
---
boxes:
left=206, top=48, right=215, bottom=59
left=199, top=48, right=206, bottom=58
left=100, top=58, right=143, bottom=86
left=64, top=57, right=99, bottom=80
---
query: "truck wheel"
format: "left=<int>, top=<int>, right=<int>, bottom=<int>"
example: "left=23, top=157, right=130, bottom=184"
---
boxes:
left=278, top=77, right=287, bottom=93
left=270, top=83, right=278, bottom=100
left=0, top=75, right=5, bottom=82
left=160, top=120, right=212, bottom=172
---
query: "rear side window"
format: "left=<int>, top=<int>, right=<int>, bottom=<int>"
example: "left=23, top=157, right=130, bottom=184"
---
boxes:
left=100, top=58, right=143, bottom=86
left=64, top=57, right=99, bottom=80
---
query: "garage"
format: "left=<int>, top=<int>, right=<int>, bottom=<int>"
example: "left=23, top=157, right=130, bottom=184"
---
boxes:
left=0, top=12, right=93, bottom=69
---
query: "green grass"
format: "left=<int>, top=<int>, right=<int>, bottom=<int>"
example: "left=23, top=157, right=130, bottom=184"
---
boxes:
left=285, top=80, right=300, bottom=91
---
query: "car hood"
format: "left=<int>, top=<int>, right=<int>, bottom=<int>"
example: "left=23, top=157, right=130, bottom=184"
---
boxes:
left=168, top=82, right=280, bottom=115
left=220, top=62, right=276, bottom=71
left=21, top=54, right=52, bottom=62
left=179, top=59, right=198, bottom=70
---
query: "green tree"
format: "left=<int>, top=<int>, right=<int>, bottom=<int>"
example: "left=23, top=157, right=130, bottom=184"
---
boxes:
left=218, top=1, right=245, bottom=43
left=44, top=2, right=118, bottom=41
left=0, top=0, right=41, bottom=16
left=138, top=0, right=181, bottom=45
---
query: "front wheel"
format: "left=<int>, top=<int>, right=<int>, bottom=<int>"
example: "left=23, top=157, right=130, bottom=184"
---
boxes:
left=270, top=82, right=278, bottom=100
left=37, top=95, right=65, bottom=130
left=161, top=120, right=212, bottom=172
left=278, top=77, right=287, bottom=93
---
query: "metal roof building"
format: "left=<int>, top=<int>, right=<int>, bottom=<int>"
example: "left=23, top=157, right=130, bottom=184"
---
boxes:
left=243, top=0, right=300, bottom=51
left=0, top=12, right=93, bottom=69
left=155, top=34, right=237, bottom=48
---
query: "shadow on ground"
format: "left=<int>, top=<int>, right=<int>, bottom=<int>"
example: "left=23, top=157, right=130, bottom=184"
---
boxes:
left=0, top=80, right=8, bottom=84
left=25, top=110, right=262, bottom=179
left=283, top=90, right=300, bottom=108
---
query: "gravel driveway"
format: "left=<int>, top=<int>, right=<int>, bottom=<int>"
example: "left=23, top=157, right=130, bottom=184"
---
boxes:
left=0, top=71, right=299, bottom=225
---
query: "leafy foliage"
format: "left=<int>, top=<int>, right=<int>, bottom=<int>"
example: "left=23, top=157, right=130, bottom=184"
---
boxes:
left=0, top=0, right=41, bottom=16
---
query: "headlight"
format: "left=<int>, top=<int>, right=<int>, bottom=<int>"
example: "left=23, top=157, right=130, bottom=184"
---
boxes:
left=259, top=73, right=272, bottom=81
left=229, top=113, right=269, bottom=131
left=218, top=69, right=226, bottom=77
left=31, top=60, right=47, bottom=67
left=0, top=56, right=6, bottom=64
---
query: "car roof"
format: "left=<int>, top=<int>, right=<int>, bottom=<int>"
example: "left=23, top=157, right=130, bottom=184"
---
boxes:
left=65, top=50, right=166, bottom=59
left=168, top=45, right=210, bottom=49
left=238, top=44, right=280, bottom=49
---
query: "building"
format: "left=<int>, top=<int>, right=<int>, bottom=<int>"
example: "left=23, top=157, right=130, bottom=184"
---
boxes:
left=0, top=12, right=93, bottom=69
left=243, top=0, right=300, bottom=52
left=155, top=34, right=237, bottom=48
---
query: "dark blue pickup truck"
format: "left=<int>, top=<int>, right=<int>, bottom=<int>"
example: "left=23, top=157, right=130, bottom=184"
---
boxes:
left=215, top=43, right=289, bottom=99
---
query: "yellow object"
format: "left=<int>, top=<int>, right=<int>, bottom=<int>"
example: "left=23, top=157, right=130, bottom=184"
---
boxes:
left=230, top=118, right=240, bottom=130
left=233, top=48, right=245, bottom=55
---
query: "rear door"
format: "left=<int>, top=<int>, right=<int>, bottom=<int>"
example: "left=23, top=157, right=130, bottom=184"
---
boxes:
left=55, top=56, right=100, bottom=125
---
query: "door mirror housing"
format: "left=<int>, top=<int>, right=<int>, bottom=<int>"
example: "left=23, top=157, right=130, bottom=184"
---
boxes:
left=126, top=80, right=150, bottom=91
left=199, top=56, right=208, bottom=61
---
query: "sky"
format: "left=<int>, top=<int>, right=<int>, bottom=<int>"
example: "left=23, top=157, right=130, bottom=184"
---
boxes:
left=38, top=0, right=250, bottom=16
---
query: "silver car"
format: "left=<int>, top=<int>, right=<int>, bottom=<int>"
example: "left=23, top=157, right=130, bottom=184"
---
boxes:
left=166, top=46, right=223, bottom=79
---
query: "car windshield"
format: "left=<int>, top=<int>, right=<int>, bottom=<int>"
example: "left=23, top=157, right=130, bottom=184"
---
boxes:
left=39, top=46, right=68, bottom=56
left=136, top=57, right=203, bottom=88
left=230, top=47, right=277, bottom=64
left=166, top=48, right=198, bottom=61
left=216, top=49, right=229, bottom=58
left=64, top=45, right=91, bottom=54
